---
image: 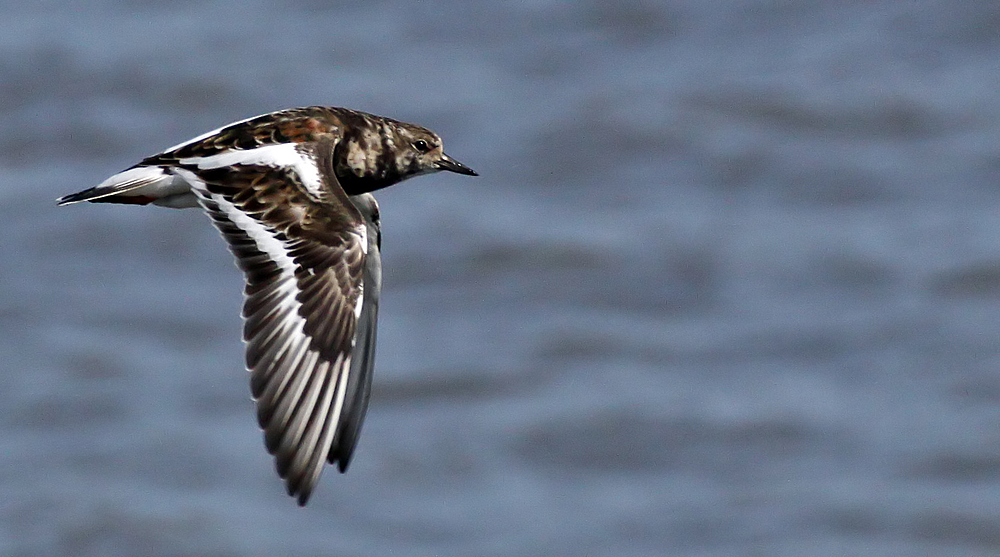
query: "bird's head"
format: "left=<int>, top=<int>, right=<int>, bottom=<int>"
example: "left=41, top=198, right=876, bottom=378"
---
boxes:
left=336, top=116, right=477, bottom=193
left=391, top=123, right=478, bottom=180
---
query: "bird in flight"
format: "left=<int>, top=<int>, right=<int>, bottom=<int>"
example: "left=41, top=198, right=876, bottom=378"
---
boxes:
left=58, top=106, right=478, bottom=505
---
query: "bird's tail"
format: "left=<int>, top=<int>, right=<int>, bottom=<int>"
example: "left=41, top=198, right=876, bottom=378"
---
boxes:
left=57, top=166, right=190, bottom=206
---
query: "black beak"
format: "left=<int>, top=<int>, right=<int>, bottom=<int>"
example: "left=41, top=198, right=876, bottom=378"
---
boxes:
left=436, top=153, right=478, bottom=176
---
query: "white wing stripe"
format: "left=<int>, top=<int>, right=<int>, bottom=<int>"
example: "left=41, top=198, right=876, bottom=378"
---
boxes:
left=180, top=144, right=324, bottom=198
left=358, top=222, right=368, bottom=255
left=353, top=290, right=364, bottom=327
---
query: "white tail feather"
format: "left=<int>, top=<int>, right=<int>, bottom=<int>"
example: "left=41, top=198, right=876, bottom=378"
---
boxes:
left=57, top=166, right=192, bottom=206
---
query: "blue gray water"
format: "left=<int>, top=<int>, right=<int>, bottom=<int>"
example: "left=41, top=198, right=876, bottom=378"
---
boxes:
left=3, top=1, right=1000, bottom=555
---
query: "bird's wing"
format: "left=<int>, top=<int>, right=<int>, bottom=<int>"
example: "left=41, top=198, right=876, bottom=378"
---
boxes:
left=331, top=193, right=381, bottom=472
left=58, top=107, right=349, bottom=206
left=177, top=136, right=373, bottom=505
left=150, top=106, right=352, bottom=162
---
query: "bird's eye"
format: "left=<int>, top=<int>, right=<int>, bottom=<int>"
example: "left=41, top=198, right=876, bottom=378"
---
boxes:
left=412, top=140, right=431, bottom=153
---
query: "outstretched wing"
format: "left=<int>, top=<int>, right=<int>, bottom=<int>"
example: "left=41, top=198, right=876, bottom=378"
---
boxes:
left=58, top=107, right=359, bottom=207
left=178, top=137, right=372, bottom=505
left=148, top=106, right=364, bottom=163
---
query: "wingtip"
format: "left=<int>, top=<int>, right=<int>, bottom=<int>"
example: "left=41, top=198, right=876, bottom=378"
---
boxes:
left=291, top=483, right=313, bottom=506
left=57, top=189, right=99, bottom=206
left=56, top=194, right=82, bottom=206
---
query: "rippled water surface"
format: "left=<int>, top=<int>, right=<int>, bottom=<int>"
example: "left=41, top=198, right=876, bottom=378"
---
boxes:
left=3, top=1, right=1000, bottom=555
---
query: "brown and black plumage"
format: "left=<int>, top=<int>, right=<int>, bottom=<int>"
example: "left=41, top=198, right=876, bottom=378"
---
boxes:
left=58, top=107, right=477, bottom=505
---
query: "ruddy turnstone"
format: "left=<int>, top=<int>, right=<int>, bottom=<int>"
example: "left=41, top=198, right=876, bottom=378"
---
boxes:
left=58, top=106, right=478, bottom=505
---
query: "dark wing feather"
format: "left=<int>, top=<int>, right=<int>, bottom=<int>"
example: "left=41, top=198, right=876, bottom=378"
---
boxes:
left=138, top=106, right=369, bottom=166
left=181, top=137, right=374, bottom=505
left=330, top=193, right=381, bottom=471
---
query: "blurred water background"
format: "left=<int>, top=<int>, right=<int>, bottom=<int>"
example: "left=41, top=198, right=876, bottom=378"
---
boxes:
left=3, top=1, right=1000, bottom=555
